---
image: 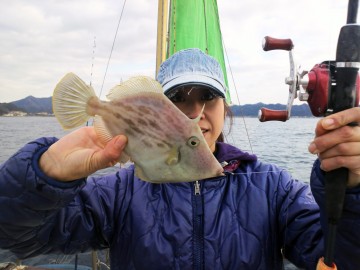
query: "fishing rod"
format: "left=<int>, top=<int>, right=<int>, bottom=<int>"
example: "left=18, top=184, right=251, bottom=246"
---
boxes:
left=258, top=1, right=360, bottom=269
left=321, top=1, right=360, bottom=268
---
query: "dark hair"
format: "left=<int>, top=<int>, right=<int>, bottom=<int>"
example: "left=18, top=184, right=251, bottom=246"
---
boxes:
left=217, top=101, right=233, bottom=142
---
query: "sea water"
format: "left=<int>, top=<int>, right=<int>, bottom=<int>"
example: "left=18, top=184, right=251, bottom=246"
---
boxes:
left=0, top=116, right=318, bottom=181
left=225, top=116, right=318, bottom=182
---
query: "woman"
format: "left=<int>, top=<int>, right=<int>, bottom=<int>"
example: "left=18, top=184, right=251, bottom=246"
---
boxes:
left=0, top=48, right=360, bottom=269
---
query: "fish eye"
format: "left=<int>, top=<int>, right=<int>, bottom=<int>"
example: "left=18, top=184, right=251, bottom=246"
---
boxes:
left=187, top=136, right=200, bottom=148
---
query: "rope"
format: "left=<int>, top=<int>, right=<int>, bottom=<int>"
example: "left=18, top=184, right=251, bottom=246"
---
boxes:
left=202, top=0, right=209, bottom=54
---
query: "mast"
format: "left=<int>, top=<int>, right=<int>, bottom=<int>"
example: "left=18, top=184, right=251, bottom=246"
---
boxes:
left=155, top=0, right=231, bottom=103
left=155, top=0, right=169, bottom=76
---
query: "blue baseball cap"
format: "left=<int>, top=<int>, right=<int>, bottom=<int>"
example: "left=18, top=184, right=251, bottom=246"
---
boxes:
left=157, top=48, right=226, bottom=98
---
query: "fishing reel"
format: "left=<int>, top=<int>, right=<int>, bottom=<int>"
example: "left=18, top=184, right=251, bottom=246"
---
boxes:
left=258, top=36, right=360, bottom=122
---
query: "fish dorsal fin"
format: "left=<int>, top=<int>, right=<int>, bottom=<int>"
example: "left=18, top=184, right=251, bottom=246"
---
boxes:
left=94, top=115, right=131, bottom=164
left=106, top=76, right=163, bottom=100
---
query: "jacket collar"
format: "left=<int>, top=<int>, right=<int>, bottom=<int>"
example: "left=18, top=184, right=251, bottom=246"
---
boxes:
left=214, top=142, right=257, bottom=173
left=215, top=142, right=257, bottom=163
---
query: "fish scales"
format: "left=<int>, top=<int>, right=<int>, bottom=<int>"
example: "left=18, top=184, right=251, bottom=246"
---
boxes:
left=110, top=97, right=187, bottom=145
left=52, top=72, right=224, bottom=183
left=97, top=96, right=188, bottom=151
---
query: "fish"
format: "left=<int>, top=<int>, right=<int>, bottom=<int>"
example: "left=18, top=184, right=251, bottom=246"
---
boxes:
left=52, top=72, right=224, bottom=183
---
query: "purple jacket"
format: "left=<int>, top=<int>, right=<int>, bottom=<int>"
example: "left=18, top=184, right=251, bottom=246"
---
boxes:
left=0, top=137, right=360, bottom=269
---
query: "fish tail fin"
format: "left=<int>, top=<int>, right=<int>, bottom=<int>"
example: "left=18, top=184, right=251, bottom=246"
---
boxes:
left=53, top=72, right=97, bottom=129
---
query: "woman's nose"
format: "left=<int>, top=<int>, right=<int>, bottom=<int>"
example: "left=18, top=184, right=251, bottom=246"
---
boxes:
left=185, top=101, right=205, bottom=120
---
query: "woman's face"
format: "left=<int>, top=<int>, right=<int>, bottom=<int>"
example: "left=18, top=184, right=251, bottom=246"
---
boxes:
left=168, top=86, right=225, bottom=152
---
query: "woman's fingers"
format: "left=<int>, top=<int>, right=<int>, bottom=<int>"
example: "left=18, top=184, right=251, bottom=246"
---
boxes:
left=91, top=135, right=128, bottom=170
left=314, top=107, right=360, bottom=136
left=309, top=107, right=360, bottom=187
left=309, top=125, right=360, bottom=154
left=39, top=127, right=128, bottom=181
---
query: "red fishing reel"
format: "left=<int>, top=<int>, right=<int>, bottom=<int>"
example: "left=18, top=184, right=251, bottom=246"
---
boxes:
left=258, top=36, right=360, bottom=122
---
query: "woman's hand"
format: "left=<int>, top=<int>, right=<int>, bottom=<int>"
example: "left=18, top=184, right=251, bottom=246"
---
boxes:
left=39, top=126, right=128, bottom=181
left=308, top=107, right=360, bottom=188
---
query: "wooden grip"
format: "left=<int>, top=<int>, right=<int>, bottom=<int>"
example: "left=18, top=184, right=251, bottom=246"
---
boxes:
left=258, top=108, right=288, bottom=122
left=316, top=257, right=337, bottom=270
left=262, top=36, right=294, bottom=51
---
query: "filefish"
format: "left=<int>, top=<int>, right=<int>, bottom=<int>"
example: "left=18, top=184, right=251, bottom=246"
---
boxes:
left=52, top=73, right=224, bottom=183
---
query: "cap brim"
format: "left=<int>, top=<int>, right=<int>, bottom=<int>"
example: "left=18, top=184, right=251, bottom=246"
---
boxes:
left=163, top=74, right=226, bottom=98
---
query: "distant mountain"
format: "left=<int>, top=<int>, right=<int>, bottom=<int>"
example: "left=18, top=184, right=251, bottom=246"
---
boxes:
left=0, top=96, right=313, bottom=117
left=10, top=95, right=52, bottom=114
left=0, top=102, right=25, bottom=115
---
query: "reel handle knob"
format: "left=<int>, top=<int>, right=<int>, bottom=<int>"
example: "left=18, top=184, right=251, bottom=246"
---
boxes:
left=258, top=108, right=288, bottom=122
left=263, top=36, right=294, bottom=51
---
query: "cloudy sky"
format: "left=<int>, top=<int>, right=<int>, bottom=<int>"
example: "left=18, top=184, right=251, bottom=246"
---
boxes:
left=0, top=0, right=350, bottom=105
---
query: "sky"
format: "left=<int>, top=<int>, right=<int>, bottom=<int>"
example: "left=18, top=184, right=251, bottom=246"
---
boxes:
left=0, top=0, right=351, bottom=105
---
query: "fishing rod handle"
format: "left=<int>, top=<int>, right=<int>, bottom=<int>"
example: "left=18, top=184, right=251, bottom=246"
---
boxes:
left=258, top=108, right=288, bottom=122
left=262, top=36, right=294, bottom=51
left=322, top=5, right=360, bottom=267
left=316, top=257, right=337, bottom=270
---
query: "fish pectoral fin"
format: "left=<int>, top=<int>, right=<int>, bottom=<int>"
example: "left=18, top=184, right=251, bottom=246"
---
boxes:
left=94, top=115, right=113, bottom=146
left=94, top=116, right=131, bottom=166
left=165, top=146, right=180, bottom=166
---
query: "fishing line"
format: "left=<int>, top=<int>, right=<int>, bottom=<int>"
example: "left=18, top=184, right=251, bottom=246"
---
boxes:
left=214, top=0, right=254, bottom=154
left=98, top=0, right=127, bottom=98
left=202, top=0, right=209, bottom=54
left=228, top=169, right=287, bottom=176
left=212, top=0, right=254, bottom=153
left=86, top=37, right=97, bottom=127
left=89, top=36, right=96, bottom=87
left=221, top=42, right=254, bottom=154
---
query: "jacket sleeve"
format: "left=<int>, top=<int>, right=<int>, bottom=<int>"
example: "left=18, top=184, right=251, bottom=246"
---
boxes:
left=310, top=159, right=360, bottom=270
left=271, top=164, right=323, bottom=269
left=0, top=137, right=133, bottom=259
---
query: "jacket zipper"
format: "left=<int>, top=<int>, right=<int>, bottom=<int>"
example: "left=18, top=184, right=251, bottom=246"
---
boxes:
left=193, top=180, right=204, bottom=270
